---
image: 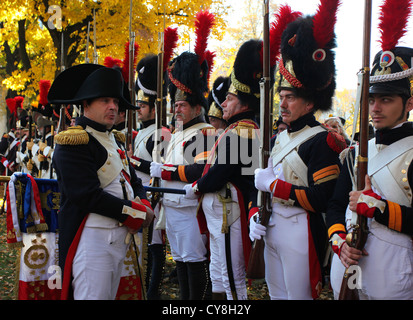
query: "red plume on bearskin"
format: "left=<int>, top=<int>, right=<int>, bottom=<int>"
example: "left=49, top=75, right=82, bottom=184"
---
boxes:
left=312, top=0, right=341, bottom=49
left=205, top=50, right=216, bottom=87
left=163, top=27, right=179, bottom=72
left=269, top=5, right=302, bottom=66
left=378, top=0, right=413, bottom=51
left=103, top=56, right=123, bottom=69
left=14, top=96, right=24, bottom=109
left=121, top=41, right=140, bottom=83
left=194, top=10, right=215, bottom=65
left=6, top=98, right=16, bottom=115
left=39, top=79, right=51, bottom=106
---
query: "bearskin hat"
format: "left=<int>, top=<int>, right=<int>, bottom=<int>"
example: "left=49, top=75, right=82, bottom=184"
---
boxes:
left=136, top=54, right=160, bottom=107
left=273, top=1, right=340, bottom=111
left=207, top=76, right=229, bottom=120
left=168, top=52, right=209, bottom=108
left=168, top=10, right=215, bottom=109
left=136, top=27, right=178, bottom=108
left=369, top=0, right=413, bottom=97
left=228, top=39, right=270, bottom=114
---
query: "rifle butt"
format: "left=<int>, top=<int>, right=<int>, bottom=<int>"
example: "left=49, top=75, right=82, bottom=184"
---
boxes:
left=246, top=238, right=265, bottom=279
left=338, top=269, right=360, bottom=300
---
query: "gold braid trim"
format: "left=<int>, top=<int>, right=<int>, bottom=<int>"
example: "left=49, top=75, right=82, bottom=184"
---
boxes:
left=54, top=125, right=89, bottom=145
left=230, top=70, right=260, bottom=98
left=113, top=130, right=126, bottom=144
left=230, top=121, right=258, bottom=139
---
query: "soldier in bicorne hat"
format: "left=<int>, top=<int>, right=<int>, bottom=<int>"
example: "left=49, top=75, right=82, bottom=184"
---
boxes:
left=49, top=64, right=154, bottom=300
left=250, top=1, right=346, bottom=300
left=326, top=0, right=413, bottom=300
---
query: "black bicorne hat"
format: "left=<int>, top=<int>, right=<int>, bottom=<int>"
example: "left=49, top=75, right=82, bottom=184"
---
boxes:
left=48, top=64, right=137, bottom=110
left=207, top=76, right=229, bottom=120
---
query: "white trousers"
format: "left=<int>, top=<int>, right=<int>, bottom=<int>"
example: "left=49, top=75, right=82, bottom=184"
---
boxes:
left=164, top=205, right=207, bottom=263
left=203, top=193, right=247, bottom=300
left=359, top=232, right=413, bottom=300
left=264, top=212, right=312, bottom=300
left=330, top=253, right=345, bottom=300
left=330, top=232, right=413, bottom=300
left=72, top=225, right=129, bottom=300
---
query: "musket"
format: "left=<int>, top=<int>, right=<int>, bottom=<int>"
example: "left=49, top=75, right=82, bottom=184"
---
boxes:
left=61, top=33, right=65, bottom=72
left=56, top=105, right=67, bottom=134
left=149, top=29, right=165, bottom=211
left=26, top=109, right=36, bottom=176
left=38, top=125, right=47, bottom=178
left=49, top=124, right=54, bottom=179
left=126, top=0, right=136, bottom=148
left=246, top=0, right=273, bottom=279
left=338, top=0, right=371, bottom=300
left=93, top=9, right=98, bottom=64
left=85, top=21, right=90, bottom=63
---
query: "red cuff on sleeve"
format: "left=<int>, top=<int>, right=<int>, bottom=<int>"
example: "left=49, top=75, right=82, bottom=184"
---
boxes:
left=331, top=233, right=346, bottom=256
left=131, top=201, right=147, bottom=212
left=140, top=198, right=152, bottom=210
left=362, top=189, right=382, bottom=200
left=248, top=207, right=259, bottom=222
left=161, top=164, right=175, bottom=180
left=357, top=190, right=382, bottom=218
left=123, top=215, right=144, bottom=230
left=192, top=181, right=201, bottom=195
left=273, top=179, right=292, bottom=200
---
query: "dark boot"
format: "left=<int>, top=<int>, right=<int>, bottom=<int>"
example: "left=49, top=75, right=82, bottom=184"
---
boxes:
left=175, top=261, right=190, bottom=300
left=146, top=244, right=165, bottom=300
left=187, top=260, right=212, bottom=300
left=212, top=292, right=227, bottom=300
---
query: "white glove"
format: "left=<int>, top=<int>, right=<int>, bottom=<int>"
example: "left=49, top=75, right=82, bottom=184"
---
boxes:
left=183, top=183, right=198, bottom=200
left=254, top=159, right=276, bottom=193
left=249, top=213, right=267, bottom=241
left=150, top=162, right=162, bottom=178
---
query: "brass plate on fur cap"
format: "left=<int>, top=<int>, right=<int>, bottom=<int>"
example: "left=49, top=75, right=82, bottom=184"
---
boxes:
left=208, top=102, right=223, bottom=119
left=174, top=88, right=188, bottom=102
left=137, top=89, right=150, bottom=103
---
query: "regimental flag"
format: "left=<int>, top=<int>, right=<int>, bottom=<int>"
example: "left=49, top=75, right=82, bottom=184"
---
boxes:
left=6, top=173, right=61, bottom=300
left=18, top=232, right=61, bottom=300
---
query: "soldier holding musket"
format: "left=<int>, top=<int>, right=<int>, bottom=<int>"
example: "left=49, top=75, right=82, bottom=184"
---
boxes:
left=183, top=39, right=271, bottom=300
left=250, top=1, right=346, bottom=299
left=149, top=10, right=216, bottom=300
left=327, top=0, right=413, bottom=300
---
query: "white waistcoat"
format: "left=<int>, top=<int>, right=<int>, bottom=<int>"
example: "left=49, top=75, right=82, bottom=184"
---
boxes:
left=162, top=122, right=212, bottom=208
left=85, top=126, right=133, bottom=228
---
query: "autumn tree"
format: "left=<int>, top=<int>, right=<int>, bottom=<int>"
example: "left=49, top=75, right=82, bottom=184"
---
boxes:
left=0, top=0, right=228, bottom=109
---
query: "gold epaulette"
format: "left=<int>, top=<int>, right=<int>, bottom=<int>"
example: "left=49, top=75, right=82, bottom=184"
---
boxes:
left=231, top=121, right=258, bottom=139
left=112, top=130, right=126, bottom=144
left=201, top=127, right=217, bottom=136
left=54, top=125, right=89, bottom=145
